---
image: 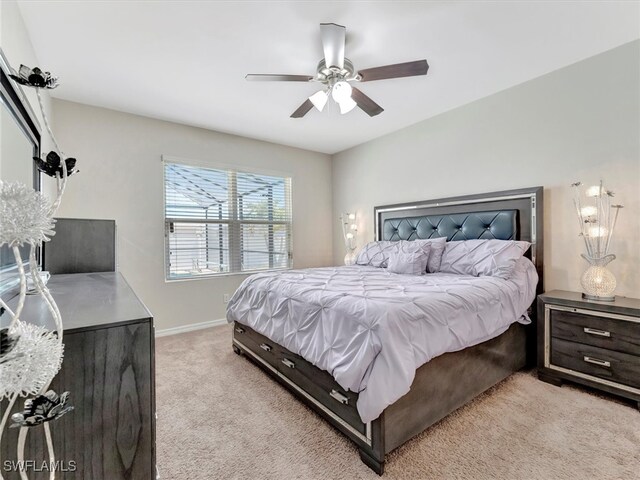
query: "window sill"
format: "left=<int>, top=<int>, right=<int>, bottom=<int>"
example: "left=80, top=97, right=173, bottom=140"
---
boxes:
left=164, top=267, right=292, bottom=283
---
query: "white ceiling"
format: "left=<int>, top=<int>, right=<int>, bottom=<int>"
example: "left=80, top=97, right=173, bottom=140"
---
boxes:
left=17, top=1, right=640, bottom=155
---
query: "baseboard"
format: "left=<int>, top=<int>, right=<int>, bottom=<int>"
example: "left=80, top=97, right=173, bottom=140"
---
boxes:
left=155, top=318, right=227, bottom=337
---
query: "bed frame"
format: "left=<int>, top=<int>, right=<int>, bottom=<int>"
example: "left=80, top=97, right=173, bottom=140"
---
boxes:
left=232, top=186, right=543, bottom=474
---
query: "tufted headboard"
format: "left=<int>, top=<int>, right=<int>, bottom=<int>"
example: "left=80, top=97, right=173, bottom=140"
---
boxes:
left=383, top=210, right=518, bottom=242
left=374, top=187, right=543, bottom=294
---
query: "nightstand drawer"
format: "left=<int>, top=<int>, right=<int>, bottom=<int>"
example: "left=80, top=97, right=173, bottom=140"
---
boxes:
left=551, top=338, right=640, bottom=389
left=550, top=309, right=640, bottom=356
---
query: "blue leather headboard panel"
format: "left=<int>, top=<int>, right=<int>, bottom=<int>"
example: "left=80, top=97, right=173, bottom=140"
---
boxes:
left=382, top=210, right=517, bottom=242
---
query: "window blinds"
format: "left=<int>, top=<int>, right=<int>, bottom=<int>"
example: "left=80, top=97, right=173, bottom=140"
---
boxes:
left=164, top=161, right=292, bottom=280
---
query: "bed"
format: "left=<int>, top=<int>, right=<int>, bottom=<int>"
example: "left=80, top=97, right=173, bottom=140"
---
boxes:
left=227, top=187, right=544, bottom=474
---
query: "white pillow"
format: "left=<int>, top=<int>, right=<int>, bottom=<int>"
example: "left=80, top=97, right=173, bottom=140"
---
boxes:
left=355, top=241, right=397, bottom=267
left=387, top=243, right=431, bottom=275
left=409, top=237, right=447, bottom=273
left=438, top=239, right=531, bottom=279
left=356, top=239, right=435, bottom=269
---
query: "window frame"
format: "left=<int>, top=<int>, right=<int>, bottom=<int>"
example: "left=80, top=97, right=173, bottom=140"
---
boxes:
left=162, top=156, right=293, bottom=282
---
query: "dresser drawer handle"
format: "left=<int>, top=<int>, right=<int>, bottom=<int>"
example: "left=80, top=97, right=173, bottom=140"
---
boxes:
left=583, top=356, right=611, bottom=368
left=583, top=327, right=610, bottom=337
left=329, top=389, right=349, bottom=405
left=234, top=326, right=245, bottom=334
left=281, top=358, right=295, bottom=369
left=259, top=343, right=272, bottom=352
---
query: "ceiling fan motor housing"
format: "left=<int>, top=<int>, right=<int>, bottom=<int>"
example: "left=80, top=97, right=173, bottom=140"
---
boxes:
left=316, top=58, right=358, bottom=85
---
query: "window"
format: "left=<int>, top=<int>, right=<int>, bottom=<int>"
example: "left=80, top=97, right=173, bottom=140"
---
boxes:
left=164, top=160, right=292, bottom=280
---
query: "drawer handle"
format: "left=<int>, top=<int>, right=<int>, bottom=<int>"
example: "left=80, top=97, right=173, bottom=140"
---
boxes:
left=329, top=389, right=349, bottom=405
left=583, top=356, right=611, bottom=368
left=583, top=327, right=610, bottom=338
left=259, top=343, right=272, bottom=352
left=281, top=358, right=295, bottom=369
left=234, top=326, right=245, bottom=334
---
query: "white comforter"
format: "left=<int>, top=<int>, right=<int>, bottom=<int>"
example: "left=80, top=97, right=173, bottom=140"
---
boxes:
left=226, top=257, right=537, bottom=423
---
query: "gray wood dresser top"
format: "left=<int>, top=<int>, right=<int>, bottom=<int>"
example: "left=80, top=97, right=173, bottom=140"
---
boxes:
left=1, top=272, right=152, bottom=332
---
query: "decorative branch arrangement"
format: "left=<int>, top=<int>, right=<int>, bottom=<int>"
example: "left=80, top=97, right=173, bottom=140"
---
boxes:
left=0, top=63, right=77, bottom=480
left=340, top=212, right=358, bottom=265
left=571, top=181, right=623, bottom=301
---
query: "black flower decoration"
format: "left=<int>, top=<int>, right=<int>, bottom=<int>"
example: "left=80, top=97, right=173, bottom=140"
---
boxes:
left=10, top=390, right=74, bottom=428
left=0, top=327, right=18, bottom=360
left=33, top=151, right=78, bottom=178
left=9, top=65, right=59, bottom=89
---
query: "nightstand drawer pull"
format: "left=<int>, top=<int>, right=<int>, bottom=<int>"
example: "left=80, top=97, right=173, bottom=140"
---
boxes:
left=583, top=356, right=610, bottom=368
left=281, top=358, right=295, bottom=369
left=259, top=343, right=272, bottom=352
left=583, top=327, right=610, bottom=337
left=234, top=326, right=245, bottom=334
left=329, top=389, right=349, bottom=405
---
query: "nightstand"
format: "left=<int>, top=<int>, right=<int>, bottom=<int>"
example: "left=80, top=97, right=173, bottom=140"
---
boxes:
left=537, top=290, right=640, bottom=409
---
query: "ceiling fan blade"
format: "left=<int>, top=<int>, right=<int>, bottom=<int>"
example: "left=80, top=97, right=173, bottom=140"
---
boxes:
left=358, top=60, right=429, bottom=82
left=320, top=23, right=346, bottom=69
left=290, top=99, right=314, bottom=118
left=246, top=74, right=313, bottom=82
left=351, top=87, right=384, bottom=117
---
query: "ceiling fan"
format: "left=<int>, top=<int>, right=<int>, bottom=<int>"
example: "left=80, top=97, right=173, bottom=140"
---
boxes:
left=246, top=23, right=429, bottom=118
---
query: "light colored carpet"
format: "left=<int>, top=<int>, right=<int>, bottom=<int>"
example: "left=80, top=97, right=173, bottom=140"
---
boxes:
left=156, top=325, right=640, bottom=479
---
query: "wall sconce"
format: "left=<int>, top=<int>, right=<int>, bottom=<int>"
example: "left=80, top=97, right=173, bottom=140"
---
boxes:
left=340, top=212, right=358, bottom=265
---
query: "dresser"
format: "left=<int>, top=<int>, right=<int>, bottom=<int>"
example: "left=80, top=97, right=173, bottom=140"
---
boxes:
left=537, top=290, right=640, bottom=409
left=0, top=272, right=156, bottom=479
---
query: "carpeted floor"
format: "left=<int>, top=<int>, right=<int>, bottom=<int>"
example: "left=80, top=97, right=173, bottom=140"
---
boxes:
left=156, top=325, right=640, bottom=479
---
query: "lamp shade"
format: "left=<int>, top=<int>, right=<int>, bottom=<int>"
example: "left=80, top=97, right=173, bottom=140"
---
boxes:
left=309, top=90, right=328, bottom=112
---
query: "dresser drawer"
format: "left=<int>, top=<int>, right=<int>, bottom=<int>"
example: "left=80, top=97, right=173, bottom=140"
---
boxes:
left=232, top=322, right=281, bottom=372
left=277, top=349, right=366, bottom=435
left=551, top=337, right=640, bottom=388
left=550, top=308, right=640, bottom=356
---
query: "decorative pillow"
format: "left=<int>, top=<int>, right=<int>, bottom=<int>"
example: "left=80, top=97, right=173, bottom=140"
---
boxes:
left=387, top=243, right=431, bottom=275
left=438, top=239, right=531, bottom=279
left=409, top=237, right=447, bottom=273
left=355, top=241, right=397, bottom=267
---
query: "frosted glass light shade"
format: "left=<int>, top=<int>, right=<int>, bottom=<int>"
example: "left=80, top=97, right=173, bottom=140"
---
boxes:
left=586, top=185, right=603, bottom=197
left=338, top=97, right=357, bottom=114
left=331, top=81, right=352, bottom=102
left=587, top=225, right=608, bottom=238
left=309, top=90, right=328, bottom=112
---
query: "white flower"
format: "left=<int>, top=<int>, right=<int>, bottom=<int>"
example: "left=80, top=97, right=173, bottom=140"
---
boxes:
left=0, top=181, right=55, bottom=247
left=0, top=321, right=64, bottom=399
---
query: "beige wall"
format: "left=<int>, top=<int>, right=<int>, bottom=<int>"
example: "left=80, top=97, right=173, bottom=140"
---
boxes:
left=333, top=41, right=640, bottom=298
left=52, top=100, right=333, bottom=330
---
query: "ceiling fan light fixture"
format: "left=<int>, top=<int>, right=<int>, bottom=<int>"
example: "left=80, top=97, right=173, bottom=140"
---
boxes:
left=331, top=81, right=352, bottom=103
left=309, top=90, right=328, bottom=112
left=338, top=96, right=357, bottom=114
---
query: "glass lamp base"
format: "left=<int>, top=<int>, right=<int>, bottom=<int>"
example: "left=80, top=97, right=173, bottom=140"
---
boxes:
left=580, top=255, right=616, bottom=302
left=344, top=251, right=356, bottom=266
left=581, top=292, right=615, bottom=302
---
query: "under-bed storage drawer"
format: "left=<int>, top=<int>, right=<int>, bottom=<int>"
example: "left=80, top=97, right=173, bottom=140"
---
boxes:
left=232, top=322, right=281, bottom=372
left=277, top=349, right=366, bottom=435
left=232, top=322, right=368, bottom=439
